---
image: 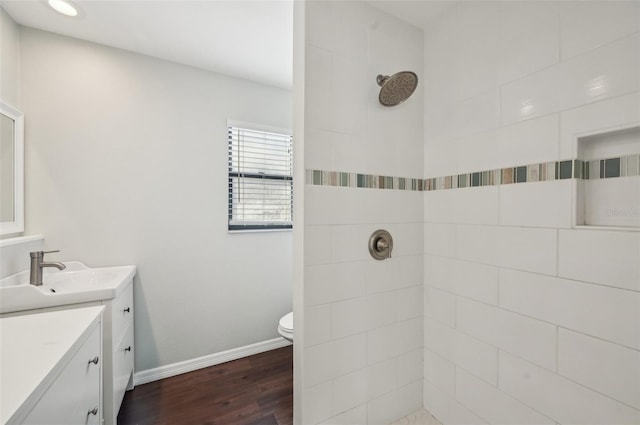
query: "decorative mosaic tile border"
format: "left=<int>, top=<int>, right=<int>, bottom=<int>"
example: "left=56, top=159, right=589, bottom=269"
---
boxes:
left=305, top=154, right=640, bottom=192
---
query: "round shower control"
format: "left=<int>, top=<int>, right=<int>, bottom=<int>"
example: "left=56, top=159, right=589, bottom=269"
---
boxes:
left=369, top=229, right=393, bottom=260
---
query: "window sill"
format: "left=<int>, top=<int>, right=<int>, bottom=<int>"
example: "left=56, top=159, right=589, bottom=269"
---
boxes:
left=228, top=228, right=293, bottom=234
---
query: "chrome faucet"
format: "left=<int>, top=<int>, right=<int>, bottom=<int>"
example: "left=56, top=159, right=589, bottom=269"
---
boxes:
left=30, top=250, right=66, bottom=286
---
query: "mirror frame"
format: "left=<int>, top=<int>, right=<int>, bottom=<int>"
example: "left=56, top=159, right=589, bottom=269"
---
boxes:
left=0, top=100, right=24, bottom=236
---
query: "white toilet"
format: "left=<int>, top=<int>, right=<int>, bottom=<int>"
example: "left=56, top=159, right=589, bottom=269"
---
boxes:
left=278, top=312, right=293, bottom=342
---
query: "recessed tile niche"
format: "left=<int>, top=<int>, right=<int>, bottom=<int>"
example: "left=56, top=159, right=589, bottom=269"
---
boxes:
left=576, top=125, right=640, bottom=229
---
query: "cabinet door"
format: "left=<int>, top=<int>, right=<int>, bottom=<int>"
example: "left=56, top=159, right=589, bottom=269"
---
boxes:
left=23, top=324, right=101, bottom=425
left=112, top=323, right=134, bottom=418
left=111, top=284, right=133, bottom=347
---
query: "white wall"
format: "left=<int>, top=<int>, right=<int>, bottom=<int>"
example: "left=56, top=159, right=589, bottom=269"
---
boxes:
left=422, top=2, right=640, bottom=424
left=18, top=27, right=293, bottom=373
left=301, top=2, right=424, bottom=424
left=0, top=8, right=20, bottom=107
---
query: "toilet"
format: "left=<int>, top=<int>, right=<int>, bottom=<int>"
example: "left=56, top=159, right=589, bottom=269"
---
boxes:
left=278, top=312, right=293, bottom=342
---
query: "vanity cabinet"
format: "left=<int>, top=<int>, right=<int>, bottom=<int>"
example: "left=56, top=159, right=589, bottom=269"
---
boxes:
left=23, top=323, right=102, bottom=424
left=0, top=306, right=104, bottom=425
left=102, top=283, right=135, bottom=425
left=0, top=280, right=135, bottom=425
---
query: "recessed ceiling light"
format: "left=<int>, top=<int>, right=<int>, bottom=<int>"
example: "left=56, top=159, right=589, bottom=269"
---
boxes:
left=48, top=0, right=78, bottom=17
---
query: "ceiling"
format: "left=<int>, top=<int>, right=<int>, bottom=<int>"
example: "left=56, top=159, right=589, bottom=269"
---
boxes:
left=2, top=0, right=294, bottom=89
left=2, top=1, right=454, bottom=91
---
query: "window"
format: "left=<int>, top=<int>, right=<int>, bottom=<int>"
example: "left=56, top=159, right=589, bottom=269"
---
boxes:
left=228, top=124, right=293, bottom=231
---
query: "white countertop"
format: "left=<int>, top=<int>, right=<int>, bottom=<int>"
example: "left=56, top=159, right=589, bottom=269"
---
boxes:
left=0, top=306, right=104, bottom=425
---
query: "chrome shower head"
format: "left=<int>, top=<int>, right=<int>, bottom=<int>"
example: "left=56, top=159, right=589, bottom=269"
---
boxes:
left=376, top=71, right=418, bottom=107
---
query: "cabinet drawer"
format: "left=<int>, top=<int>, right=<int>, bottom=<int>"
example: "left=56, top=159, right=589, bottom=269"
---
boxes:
left=112, top=284, right=133, bottom=346
left=23, top=322, right=101, bottom=425
left=113, top=323, right=134, bottom=417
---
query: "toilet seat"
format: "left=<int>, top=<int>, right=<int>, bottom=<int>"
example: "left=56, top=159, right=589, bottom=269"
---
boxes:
left=278, top=312, right=293, bottom=342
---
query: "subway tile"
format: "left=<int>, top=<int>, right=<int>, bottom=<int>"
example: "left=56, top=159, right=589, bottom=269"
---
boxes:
left=424, top=186, right=499, bottom=225
left=305, top=0, right=334, bottom=52
left=304, top=225, right=332, bottom=266
left=306, top=85, right=335, bottom=132
left=559, top=229, right=640, bottom=291
left=424, top=286, right=455, bottom=327
left=424, top=256, right=498, bottom=305
left=454, top=130, right=501, bottom=175
left=456, top=225, right=499, bottom=266
left=445, top=1, right=500, bottom=102
left=368, top=318, right=423, bottom=365
left=560, top=1, right=640, bottom=60
left=456, top=297, right=557, bottom=370
left=304, top=333, right=367, bottom=387
left=499, top=268, right=640, bottom=350
left=367, top=189, right=423, bottom=224
left=397, top=348, right=423, bottom=388
left=423, top=348, right=455, bottom=396
left=302, top=381, right=332, bottom=425
left=386, top=222, right=424, bottom=257
left=560, top=93, right=640, bottom=159
left=501, top=34, right=639, bottom=125
left=331, top=224, right=371, bottom=263
left=306, top=45, right=333, bottom=91
left=331, top=296, right=369, bottom=340
left=424, top=317, right=498, bottom=386
left=330, top=1, right=370, bottom=61
left=305, top=304, right=332, bottom=347
left=368, top=6, right=425, bottom=79
left=396, top=285, right=423, bottom=322
left=305, top=261, right=366, bottom=306
left=366, top=254, right=423, bottom=294
left=367, top=357, right=398, bottom=400
left=499, top=180, right=572, bottom=228
left=332, top=133, right=367, bottom=174
left=424, top=223, right=456, bottom=258
left=496, top=226, right=557, bottom=275
left=305, top=185, right=366, bottom=225
left=423, top=379, right=488, bottom=425
left=368, top=380, right=423, bottom=425
left=318, top=405, right=367, bottom=425
left=498, top=1, right=559, bottom=84
left=455, top=368, right=555, bottom=425
left=304, top=128, right=333, bottom=171
left=499, top=351, right=640, bottom=425
left=331, top=368, right=368, bottom=416
left=367, top=291, right=398, bottom=330
left=558, top=328, right=640, bottom=410
left=496, top=114, right=560, bottom=168
left=441, top=89, right=501, bottom=141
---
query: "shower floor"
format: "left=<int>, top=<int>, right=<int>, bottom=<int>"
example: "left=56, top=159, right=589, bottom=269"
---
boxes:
left=117, top=345, right=293, bottom=425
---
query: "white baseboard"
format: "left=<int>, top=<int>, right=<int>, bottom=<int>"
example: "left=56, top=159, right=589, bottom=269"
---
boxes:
left=133, top=337, right=292, bottom=386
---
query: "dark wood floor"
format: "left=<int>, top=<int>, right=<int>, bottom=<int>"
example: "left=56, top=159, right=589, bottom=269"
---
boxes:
left=118, top=346, right=293, bottom=425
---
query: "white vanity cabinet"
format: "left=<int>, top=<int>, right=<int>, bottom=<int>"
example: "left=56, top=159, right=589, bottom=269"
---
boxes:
left=0, top=279, right=135, bottom=425
left=0, top=306, right=104, bottom=425
left=102, top=282, right=135, bottom=425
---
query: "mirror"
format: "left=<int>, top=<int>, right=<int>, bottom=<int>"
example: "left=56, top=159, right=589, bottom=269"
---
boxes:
left=0, top=100, right=24, bottom=235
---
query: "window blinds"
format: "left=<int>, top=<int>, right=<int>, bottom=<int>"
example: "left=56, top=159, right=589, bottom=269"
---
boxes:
left=228, top=126, right=293, bottom=230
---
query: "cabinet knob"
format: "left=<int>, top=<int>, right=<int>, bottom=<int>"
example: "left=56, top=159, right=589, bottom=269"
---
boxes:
left=125, top=346, right=132, bottom=352
left=88, top=356, right=99, bottom=365
left=124, top=307, right=130, bottom=313
left=87, top=407, right=98, bottom=416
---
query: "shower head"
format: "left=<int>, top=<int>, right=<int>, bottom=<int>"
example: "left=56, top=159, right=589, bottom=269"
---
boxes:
left=376, top=71, right=418, bottom=107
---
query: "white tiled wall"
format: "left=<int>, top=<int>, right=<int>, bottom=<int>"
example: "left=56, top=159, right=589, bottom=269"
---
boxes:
left=423, top=2, right=640, bottom=424
left=303, top=1, right=424, bottom=424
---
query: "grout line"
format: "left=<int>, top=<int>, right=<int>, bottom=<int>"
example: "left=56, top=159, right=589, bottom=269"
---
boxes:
left=501, top=348, right=640, bottom=412
left=555, top=326, right=560, bottom=373
left=422, top=252, right=640, bottom=295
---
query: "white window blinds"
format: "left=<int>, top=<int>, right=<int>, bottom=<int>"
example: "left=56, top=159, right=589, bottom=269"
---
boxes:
left=228, top=125, right=293, bottom=230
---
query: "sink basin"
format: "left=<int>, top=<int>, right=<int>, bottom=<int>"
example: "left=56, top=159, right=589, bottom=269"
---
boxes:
left=0, top=262, right=136, bottom=314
